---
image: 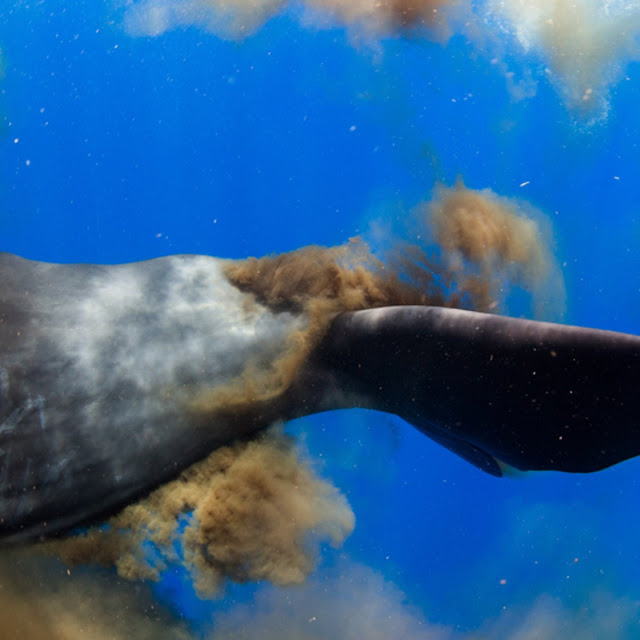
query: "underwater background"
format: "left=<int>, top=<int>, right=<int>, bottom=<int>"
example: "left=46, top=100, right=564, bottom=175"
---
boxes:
left=2, top=0, right=640, bottom=637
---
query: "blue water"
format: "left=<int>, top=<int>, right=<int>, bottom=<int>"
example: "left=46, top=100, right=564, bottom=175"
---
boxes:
left=2, top=1, right=640, bottom=637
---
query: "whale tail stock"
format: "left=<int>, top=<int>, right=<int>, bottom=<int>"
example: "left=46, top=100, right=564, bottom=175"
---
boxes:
left=304, top=305, right=640, bottom=477
left=1, top=249, right=639, bottom=544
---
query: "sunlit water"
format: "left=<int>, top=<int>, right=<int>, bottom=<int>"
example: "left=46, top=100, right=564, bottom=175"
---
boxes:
left=1, top=1, right=640, bottom=638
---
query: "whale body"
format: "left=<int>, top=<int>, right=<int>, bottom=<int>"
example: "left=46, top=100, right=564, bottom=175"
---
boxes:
left=0, top=252, right=639, bottom=543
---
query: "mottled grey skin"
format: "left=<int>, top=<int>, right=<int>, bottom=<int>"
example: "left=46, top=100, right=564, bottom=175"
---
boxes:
left=0, top=253, right=303, bottom=543
left=1, top=253, right=640, bottom=544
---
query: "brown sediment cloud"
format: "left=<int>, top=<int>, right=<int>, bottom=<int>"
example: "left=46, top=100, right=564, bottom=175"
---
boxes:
left=302, top=0, right=461, bottom=35
left=226, top=185, right=556, bottom=320
left=44, top=429, right=354, bottom=598
left=123, top=0, right=464, bottom=39
left=427, top=184, right=545, bottom=265
left=189, top=236, right=453, bottom=418
left=210, top=565, right=640, bottom=639
left=5, top=552, right=636, bottom=639
left=122, top=0, right=640, bottom=120
left=482, top=0, right=640, bottom=119
left=432, top=182, right=565, bottom=318
left=208, top=181, right=561, bottom=414
left=208, top=561, right=434, bottom=638
left=0, top=552, right=191, bottom=640
left=423, top=182, right=553, bottom=308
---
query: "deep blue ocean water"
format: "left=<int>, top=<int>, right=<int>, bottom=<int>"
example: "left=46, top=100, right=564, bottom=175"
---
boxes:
left=2, top=1, right=640, bottom=638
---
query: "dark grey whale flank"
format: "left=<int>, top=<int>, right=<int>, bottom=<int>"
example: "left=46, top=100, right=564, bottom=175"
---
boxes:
left=0, top=252, right=639, bottom=543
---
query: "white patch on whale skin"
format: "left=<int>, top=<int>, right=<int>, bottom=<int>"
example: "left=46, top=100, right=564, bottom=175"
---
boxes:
left=26, top=255, right=306, bottom=496
left=56, top=255, right=302, bottom=397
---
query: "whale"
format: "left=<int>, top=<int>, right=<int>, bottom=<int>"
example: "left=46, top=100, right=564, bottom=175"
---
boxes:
left=0, top=251, right=639, bottom=544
